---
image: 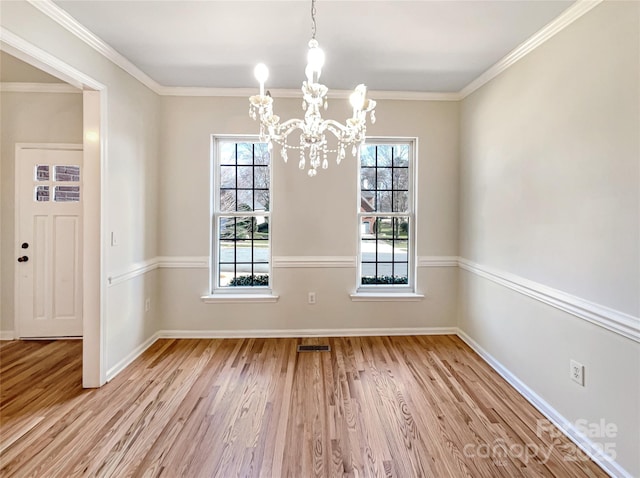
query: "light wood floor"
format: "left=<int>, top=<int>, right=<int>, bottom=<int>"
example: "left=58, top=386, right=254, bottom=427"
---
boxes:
left=0, top=336, right=606, bottom=477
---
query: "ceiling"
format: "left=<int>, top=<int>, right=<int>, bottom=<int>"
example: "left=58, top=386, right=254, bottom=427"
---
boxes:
left=53, top=0, right=574, bottom=93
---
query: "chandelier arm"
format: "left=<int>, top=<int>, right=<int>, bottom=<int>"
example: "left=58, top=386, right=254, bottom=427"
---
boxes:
left=275, top=118, right=306, bottom=138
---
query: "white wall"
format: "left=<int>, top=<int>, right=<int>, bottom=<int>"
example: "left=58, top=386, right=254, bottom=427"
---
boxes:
left=459, top=2, right=639, bottom=475
left=1, top=1, right=161, bottom=372
left=0, top=91, right=83, bottom=334
left=158, top=96, right=459, bottom=332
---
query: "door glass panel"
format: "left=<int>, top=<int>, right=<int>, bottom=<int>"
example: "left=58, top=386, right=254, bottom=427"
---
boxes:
left=35, top=165, right=49, bottom=181
left=54, top=186, right=80, bottom=202
left=35, top=185, right=50, bottom=202
left=54, top=165, right=80, bottom=182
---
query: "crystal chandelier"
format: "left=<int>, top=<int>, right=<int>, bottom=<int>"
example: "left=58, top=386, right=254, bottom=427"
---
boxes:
left=249, top=0, right=376, bottom=177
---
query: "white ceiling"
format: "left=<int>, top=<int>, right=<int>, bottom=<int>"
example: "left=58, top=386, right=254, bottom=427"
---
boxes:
left=53, top=0, right=574, bottom=93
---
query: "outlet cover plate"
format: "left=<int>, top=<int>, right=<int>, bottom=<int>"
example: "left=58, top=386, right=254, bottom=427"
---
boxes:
left=570, top=359, right=584, bottom=386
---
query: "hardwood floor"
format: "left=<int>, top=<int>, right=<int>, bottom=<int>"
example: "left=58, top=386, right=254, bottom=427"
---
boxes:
left=0, top=336, right=606, bottom=477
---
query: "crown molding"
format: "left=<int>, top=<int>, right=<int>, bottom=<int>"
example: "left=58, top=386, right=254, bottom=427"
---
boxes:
left=26, top=0, right=161, bottom=94
left=25, top=0, right=602, bottom=101
left=460, top=0, right=603, bottom=98
left=156, top=86, right=460, bottom=101
left=0, top=82, right=80, bottom=93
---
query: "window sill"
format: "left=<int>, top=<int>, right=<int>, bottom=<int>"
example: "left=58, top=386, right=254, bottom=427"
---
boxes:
left=201, top=294, right=279, bottom=304
left=350, top=292, right=424, bottom=302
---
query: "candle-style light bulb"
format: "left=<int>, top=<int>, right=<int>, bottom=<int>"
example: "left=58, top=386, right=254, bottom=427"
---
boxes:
left=254, top=63, right=269, bottom=96
left=349, top=90, right=364, bottom=117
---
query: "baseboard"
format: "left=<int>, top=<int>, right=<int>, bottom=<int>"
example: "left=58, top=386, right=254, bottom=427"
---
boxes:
left=105, top=332, right=161, bottom=382
left=158, top=327, right=457, bottom=339
left=456, top=328, right=631, bottom=478
left=104, top=328, right=455, bottom=380
left=0, top=330, right=15, bottom=341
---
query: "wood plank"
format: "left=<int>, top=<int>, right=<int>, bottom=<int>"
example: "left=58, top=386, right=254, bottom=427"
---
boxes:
left=0, top=336, right=609, bottom=477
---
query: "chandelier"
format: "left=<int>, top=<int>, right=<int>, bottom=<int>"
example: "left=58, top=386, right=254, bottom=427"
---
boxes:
left=249, top=0, right=376, bottom=177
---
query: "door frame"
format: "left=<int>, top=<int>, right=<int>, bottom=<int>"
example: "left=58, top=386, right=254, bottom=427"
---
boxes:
left=2, top=29, right=108, bottom=387
left=14, top=143, right=84, bottom=339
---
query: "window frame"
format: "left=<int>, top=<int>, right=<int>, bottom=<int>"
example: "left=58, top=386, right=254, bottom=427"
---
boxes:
left=209, top=135, right=273, bottom=296
left=356, top=137, right=417, bottom=294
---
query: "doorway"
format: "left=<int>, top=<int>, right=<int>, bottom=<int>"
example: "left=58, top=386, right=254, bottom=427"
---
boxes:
left=1, top=35, right=106, bottom=387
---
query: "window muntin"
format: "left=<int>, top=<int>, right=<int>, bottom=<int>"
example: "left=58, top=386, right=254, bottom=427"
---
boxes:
left=212, top=138, right=271, bottom=291
left=358, top=140, right=415, bottom=290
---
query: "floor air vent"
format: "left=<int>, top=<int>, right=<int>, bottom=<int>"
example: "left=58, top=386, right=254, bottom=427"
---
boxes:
left=297, top=344, right=331, bottom=352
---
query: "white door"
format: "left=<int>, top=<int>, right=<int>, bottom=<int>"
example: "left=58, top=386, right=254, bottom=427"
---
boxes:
left=15, top=146, right=83, bottom=338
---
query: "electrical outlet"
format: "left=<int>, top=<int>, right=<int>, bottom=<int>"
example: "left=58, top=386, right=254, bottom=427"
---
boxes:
left=308, top=292, right=316, bottom=305
left=570, top=359, right=584, bottom=386
left=145, top=298, right=151, bottom=312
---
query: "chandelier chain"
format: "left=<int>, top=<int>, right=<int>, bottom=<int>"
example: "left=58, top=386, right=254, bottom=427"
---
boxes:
left=311, top=0, right=317, bottom=39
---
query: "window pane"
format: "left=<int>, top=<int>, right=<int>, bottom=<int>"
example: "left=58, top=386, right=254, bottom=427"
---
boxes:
left=54, top=165, right=80, bottom=182
left=255, top=216, right=269, bottom=237
left=219, top=217, right=235, bottom=239
left=393, top=263, right=408, bottom=282
left=220, top=142, right=236, bottom=165
left=361, top=167, right=375, bottom=190
left=375, top=217, right=393, bottom=240
left=220, top=190, right=236, bottom=212
left=394, top=240, right=408, bottom=262
left=35, top=185, right=49, bottom=201
left=237, top=190, right=253, bottom=211
left=54, top=186, right=80, bottom=202
left=376, top=145, right=392, bottom=167
left=35, top=165, right=49, bottom=181
left=254, top=166, right=270, bottom=189
left=219, top=240, right=236, bottom=264
left=392, top=167, right=408, bottom=190
left=237, top=166, right=254, bottom=189
left=392, top=191, right=409, bottom=213
left=396, top=218, right=409, bottom=238
left=360, top=144, right=376, bottom=167
left=236, top=143, right=254, bottom=165
left=254, top=143, right=270, bottom=165
left=392, top=144, right=409, bottom=166
left=361, top=262, right=376, bottom=277
left=220, top=166, right=235, bottom=189
left=255, top=190, right=269, bottom=211
left=376, top=191, right=393, bottom=212
left=376, top=167, right=392, bottom=190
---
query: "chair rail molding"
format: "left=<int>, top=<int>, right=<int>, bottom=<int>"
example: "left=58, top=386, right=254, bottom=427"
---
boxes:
left=459, top=258, right=640, bottom=343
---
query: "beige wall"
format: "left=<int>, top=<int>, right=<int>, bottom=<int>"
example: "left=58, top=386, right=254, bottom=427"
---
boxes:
left=459, top=2, right=639, bottom=475
left=1, top=1, right=161, bottom=371
left=2, top=0, right=638, bottom=474
left=158, top=96, right=460, bottom=331
left=0, top=91, right=83, bottom=332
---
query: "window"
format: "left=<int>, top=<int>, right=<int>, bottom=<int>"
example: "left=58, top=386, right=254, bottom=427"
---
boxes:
left=34, top=164, right=81, bottom=202
left=357, top=139, right=415, bottom=292
left=211, top=137, right=271, bottom=292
